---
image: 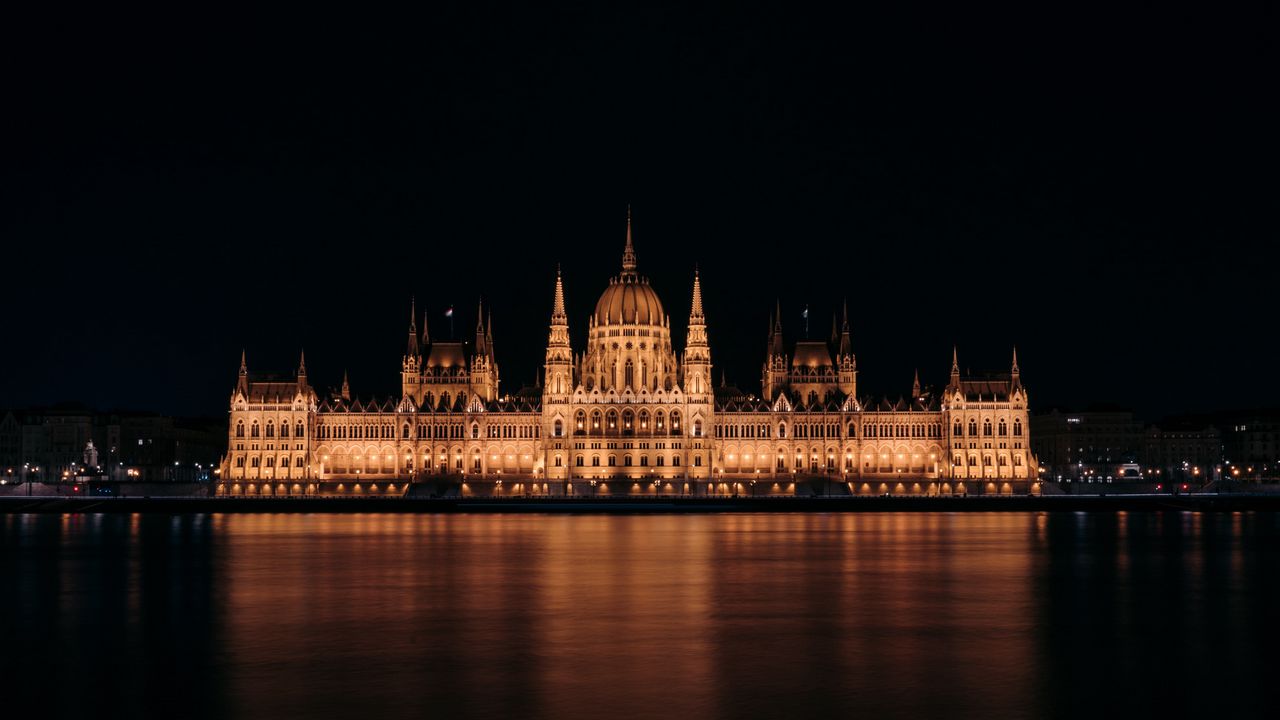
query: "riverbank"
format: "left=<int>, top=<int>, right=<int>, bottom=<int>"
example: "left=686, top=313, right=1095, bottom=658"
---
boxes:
left=3, top=494, right=1280, bottom=514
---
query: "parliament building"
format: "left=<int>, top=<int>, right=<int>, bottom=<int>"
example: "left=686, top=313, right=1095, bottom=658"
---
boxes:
left=218, top=215, right=1036, bottom=497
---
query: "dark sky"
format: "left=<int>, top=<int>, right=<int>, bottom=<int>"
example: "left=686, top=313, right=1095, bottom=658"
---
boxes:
left=2, top=5, right=1274, bottom=420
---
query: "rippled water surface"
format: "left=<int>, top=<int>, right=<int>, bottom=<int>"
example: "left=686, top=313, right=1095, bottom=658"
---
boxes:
left=3, top=511, right=1278, bottom=719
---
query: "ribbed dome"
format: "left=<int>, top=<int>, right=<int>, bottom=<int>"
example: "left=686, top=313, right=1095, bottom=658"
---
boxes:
left=594, top=276, right=665, bottom=326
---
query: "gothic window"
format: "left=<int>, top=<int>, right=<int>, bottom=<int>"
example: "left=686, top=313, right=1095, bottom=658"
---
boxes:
left=693, top=419, right=702, bottom=437
left=402, top=423, right=410, bottom=439
left=251, top=457, right=260, bottom=468
left=968, top=455, right=977, bottom=466
left=235, top=456, right=244, bottom=468
left=848, top=423, right=856, bottom=438
left=265, top=422, right=274, bottom=438
left=592, top=456, right=600, bottom=467
left=983, top=419, right=993, bottom=437
left=954, top=421, right=963, bottom=436
left=641, top=361, right=647, bottom=389
left=471, top=423, right=479, bottom=439
left=591, top=410, right=602, bottom=432
left=280, top=456, right=288, bottom=468
left=554, top=419, right=563, bottom=437
left=954, top=455, right=962, bottom=466
left=968, top=419, right=977, bottom=437
left=473, top=455, right=482, bottom=471
left=778, top=422, right=787, bottom=439
left=280, top=422, right=289, bottom=438
left=555, top=455, right=563, bottom=467
left=670, top=411, right=681, bottom=433
left=251, top=422, right=260, bottom=438
left=623, top=455, right=630, bottom=466
left=236, top=422, right=245, bottom=438
left=623, top=409, right=634, bottom=434
left=655, top=411, right=665, bottom=431
left=575, top=411, right=586, bottom=433
left=638, top=410, right=650, bottom=432
left=606, top=410, right=618, bottom=431
left=610, top=455, right=618, bottom=466
left=1013, top=419, right=1023, bottom=437
left=575, top=456, right=584, bottom=467
left=998, top=420, right=1008, bottom=437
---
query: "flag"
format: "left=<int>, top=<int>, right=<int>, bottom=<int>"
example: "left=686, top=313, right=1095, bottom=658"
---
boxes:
left=802, top=306, right=808, bottom=319
left=444, top=307, right=453, bottom=318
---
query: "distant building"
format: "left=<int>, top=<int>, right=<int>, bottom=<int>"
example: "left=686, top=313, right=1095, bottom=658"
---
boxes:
left=0, top=405, right=224, bottom=483
left=220, top=212, right=1036, bottom=497
left=1031, top=408, right=1145, bottom=481
left=1143, top=418, right=1222, bottom=484
left=1219, top=410, right=1280, bottom=479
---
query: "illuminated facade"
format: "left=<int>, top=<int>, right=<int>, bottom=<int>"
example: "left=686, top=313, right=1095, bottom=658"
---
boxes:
left=219, top=214, right=1035, bottom=497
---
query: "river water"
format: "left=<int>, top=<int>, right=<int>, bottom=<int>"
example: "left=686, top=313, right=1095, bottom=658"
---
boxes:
left=2, top=511, right=1277, bottom=719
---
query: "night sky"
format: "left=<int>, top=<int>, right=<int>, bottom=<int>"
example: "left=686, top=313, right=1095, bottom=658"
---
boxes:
left=3, top=6, right=1274, bottom=420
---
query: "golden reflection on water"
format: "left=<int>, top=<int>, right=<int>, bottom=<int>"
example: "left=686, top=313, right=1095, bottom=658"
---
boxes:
left=215, top=513, right=1041, bottom=719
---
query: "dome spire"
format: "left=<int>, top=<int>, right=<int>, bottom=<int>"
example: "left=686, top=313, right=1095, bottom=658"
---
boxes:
left=621, top=205, right=637, bottom=278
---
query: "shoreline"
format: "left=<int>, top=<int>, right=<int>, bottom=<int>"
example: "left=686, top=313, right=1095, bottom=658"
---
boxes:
left=3, top=494, right=1280, bottom=514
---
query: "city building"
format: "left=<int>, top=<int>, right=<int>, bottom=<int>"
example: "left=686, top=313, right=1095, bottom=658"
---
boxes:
left=1031, top=407, right=1145, bottom=482
left=218, top=214, right=1036, bottom=497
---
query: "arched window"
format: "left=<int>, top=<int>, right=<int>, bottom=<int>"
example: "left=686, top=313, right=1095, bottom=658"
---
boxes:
left=251, top=457, right=260, bottom=468
left=592, top=455, right=600, bottom=467
left=623, top=455, right=631, bottom=466
left=670, top=411, right=681, bottom=433
left=235, top=456, right=244, bottom=468
left=638, top=410, right=650, bottom=432
left=265, top=422, right=274, bottom=438
left=251, top=422, right=260, bottom=438
left=655, top=411, right=665, bottom=431
left=1013, top=419, right=1023, bottom=437
left=998, top=420, right=1008, bottom=437
left=954, top=421, right=963, bottom=436
left=693, top=419, right=702, bottom=437
left=296, top=422, right=304, bottom=438
left=968, top=419, right=977, bottom=437
left=402, top=423, right=410, bottom=439
left=983, top=419, right=993, bottom=437
left=575, top=411, right=586, bottom=434
left=848, top=423, right=856, bottom=438
left=606, top=410, right=618, bottom=431
left=622, top=409, right=634, bottom=434
left=280, top=422, right=289, bottom=438
left=471, top=423, right=479, bottom=439
left=554, top=419, right=563, bottom=437
left=625, top=360, right=634, bottom=389
left=591, top=410, right=602, bottom=432
left=575, top=456, right=584, bottom=467
left=778, top=422, right=787, bottom=439
left=236, top=421, right=245, bottom=438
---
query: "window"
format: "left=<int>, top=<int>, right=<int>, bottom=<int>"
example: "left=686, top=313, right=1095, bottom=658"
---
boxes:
left=235, top=456, right=244, bottom=468
left=554, top=419, right=563, bottom=437
left=967, top=420, right=977, bottom=437
left=236, top=422, right=245, bottom=438
left=402, top=424, right=410, bottom=439
left=575, top=456, right=584, bottom=467
left=471, top=423, right=479, bottom=439
left=693, top=420, right=702, bottom=437
left=998, top=420, right=1008, bottom=437
left=610, top=456, right=618, bottom=467
left=592, top=456, right=601, bottom=467
left=1013, top=419, right=1023, bottom=437
left=656, top=456, right=664, bottom=466
left=640, top=456, right=648, bottom=466
left=251, top=423, right=260, bottom=438
left=778, top=422, right=787, bottom=439
left=251, top=457, right=260, bottom=468
left=983, top=419, right=993, bottom=437
left=280, top=422, right=289, bottom=438
left=555, top=456, right=563, bottom=467
left=265, top=422, right=274, bottom=438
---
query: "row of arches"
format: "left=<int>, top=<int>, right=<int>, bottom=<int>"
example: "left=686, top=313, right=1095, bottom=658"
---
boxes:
left=235, top=420, right=306, bottom=439
left=572, top=408, right=695, bottom=436
left=954, top=418, right=1024, bottom=437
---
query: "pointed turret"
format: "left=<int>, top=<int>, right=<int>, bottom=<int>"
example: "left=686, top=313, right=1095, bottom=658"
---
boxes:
left=552, top=264, right=567, bottom=320
left=770, top=300, right=785, bottom=358
left=422, top=309, right=430, bottom=344
left=1011, top=346, right=1021, bottom=388
left=838, top=300, right=852, bottom=357
left=830, top=313, right=838, bottom=345
left=236, top=349, right=249, bottom=395
left=405, top=298, right=420, bottom=358
left=474, top=298, right=487, bottom=356
left=621, top=205, right=637, bottom=278
left=683, top=268, right=711, bottom=395
left=341, top=370, right=350, bottom=401
left=912, top=369, right=921, bottom=399
left=298, top=349, right=307, bottom=378
left=485, top=311, right=494, bottom=358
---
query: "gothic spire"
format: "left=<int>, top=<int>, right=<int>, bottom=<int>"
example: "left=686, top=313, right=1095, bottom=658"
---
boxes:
left=239, top=349, right=247, bottom=376
left=552, top=265, right=566, bottom=319
left=690, top=267, right=704, bottom=318
left=951, top=346, right=960, bottom=379
left=341, top=370, right=350, bottom=400
left=298, top=349, right=307, bottom=376
left=770, top=300, right=785, bottom=358
left=621, top=205, right=637, bottom=277
left=422, top=308, right=430, bottom=344
left=912, top=368, right=921, bottom=398
left=1011, top=346, right=1021, bottom=383
left=406, top=297, right=420, bottom=358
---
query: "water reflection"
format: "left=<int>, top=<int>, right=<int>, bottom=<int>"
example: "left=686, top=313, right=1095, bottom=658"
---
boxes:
left=2, top=512, right=1277, bottom=719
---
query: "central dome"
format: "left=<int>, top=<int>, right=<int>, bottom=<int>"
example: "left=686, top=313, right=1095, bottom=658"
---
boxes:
left=593, top=208, right=665, bottom=326
left=594, top=276, right=665, bottom=326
